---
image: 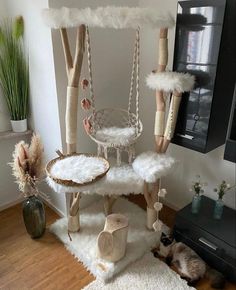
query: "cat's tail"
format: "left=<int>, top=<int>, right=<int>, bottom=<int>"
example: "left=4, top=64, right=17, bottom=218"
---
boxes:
left=205, top=266, right=226, bottom=289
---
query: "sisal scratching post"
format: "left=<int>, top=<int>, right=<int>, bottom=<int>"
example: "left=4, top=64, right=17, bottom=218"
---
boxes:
left=97, top=214, right=129, bottom=262
left=60, top=25, right=86, bottom=232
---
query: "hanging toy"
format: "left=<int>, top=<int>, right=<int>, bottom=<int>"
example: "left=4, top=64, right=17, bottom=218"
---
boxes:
left=81, top=98, right=91, bottom=110
left=83, top=117, right=92, bottom=134
left=81, top=78, right=89, bottom=90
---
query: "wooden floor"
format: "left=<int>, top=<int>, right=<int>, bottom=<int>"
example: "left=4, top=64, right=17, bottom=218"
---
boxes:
left=0, top=196, right=235, bottom=290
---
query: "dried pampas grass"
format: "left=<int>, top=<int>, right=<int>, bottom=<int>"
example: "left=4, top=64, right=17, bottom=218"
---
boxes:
left=10, top=134, right=44, bottom=195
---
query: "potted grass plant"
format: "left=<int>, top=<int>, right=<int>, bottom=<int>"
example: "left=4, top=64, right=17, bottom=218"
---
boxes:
left=0, top=16, right=29, bottom=132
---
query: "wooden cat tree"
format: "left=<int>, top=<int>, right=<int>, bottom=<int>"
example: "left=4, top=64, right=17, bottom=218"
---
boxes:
left=43, top=7, right=194, bottom=232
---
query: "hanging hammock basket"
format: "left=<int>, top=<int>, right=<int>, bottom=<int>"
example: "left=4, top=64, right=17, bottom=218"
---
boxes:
left=88, top=108, right=143, bottom=148
left=46, top=153, right=110, bottom=187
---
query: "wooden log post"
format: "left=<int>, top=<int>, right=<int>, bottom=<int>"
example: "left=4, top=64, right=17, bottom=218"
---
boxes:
left=60, top=25, right=86, bottom=232
left=97, top=214, right=129, bottom=262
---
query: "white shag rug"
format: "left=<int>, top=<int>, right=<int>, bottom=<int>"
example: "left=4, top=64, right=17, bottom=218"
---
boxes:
left=83, top=252, right=195, bottom=290
left=50, top=198, right=161, bottom=281
left=49, top=155, right=108, bottom=184
left=47, top=162, right=143, bottom=195
left=95, top=127, right=136, bottom=146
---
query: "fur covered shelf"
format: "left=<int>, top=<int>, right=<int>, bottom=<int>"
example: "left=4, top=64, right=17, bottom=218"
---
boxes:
left=42, top=6, right=175, bottom=29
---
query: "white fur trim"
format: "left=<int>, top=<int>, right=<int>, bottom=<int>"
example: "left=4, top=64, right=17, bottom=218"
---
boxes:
left=132, top=151, right=175, bottom=183
left=42, top=7, right=175, bottom=29
left=95, top=127, right=136, bottom=146
left=47, top=160, right=143, bottom=195
left=146, top=72, right=195, bottom=93
left=49, top=155, right=108, bottom=184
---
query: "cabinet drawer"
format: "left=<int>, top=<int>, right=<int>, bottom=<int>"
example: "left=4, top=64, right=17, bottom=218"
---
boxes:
left=173, top=228, right=236, bottom=282
left=175, top=216, right=236, bottom=261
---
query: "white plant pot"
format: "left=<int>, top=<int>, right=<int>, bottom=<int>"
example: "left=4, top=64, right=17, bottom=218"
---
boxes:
left=10, top=119, right=27, bottom=133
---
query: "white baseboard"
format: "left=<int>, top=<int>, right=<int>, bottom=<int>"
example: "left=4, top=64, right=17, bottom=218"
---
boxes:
left=42, top=197, right=65, bottom=218
left=0, top=196, right=24, bottom=212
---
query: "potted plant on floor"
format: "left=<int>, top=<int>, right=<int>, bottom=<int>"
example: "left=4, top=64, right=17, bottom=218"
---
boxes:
left=0, top=16, right=29, bottom=132
left=10, top=134, right=46, bottom=238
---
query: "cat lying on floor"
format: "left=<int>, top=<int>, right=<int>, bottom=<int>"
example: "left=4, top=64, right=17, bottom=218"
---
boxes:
left=154, top=233, right=225, bottom=289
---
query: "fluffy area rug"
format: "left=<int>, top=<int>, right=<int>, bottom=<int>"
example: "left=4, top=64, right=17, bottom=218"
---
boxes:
left=50, top=198, right=161, bottom=282
left=83, top=252, right=195, bottom=290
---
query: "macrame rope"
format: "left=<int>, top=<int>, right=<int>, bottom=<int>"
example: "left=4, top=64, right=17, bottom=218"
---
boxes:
left=128, top=29, right=138, bottom=117
left=135, top=27, right=140, bottom=134
left=86, top=26, right=95, bottom=114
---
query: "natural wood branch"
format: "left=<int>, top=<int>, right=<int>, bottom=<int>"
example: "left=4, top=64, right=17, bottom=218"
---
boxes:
left=70, top=25, right=86, bottom=86
left=104, top=196, right=117, bottom=216
left=60, top=28, right=73, bottom=75
left=155, top=28, right=169, bottom=153
left=70, top=192, right=81, bottom=216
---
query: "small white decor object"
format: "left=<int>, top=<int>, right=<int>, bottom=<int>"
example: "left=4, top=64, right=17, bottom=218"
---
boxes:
left=97, top=213, right=129, bottom=262
left=10, top=119, right=27, bottom=133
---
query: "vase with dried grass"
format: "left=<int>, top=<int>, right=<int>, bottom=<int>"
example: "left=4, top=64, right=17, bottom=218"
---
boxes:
left=10, top=134, right=46, bottom=238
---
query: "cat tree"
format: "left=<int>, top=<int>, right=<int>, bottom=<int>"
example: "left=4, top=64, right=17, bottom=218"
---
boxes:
left=43, top=6, right=194, bottom=232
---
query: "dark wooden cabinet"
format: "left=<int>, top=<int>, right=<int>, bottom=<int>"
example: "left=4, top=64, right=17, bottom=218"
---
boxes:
left=224, top=85, right=236, bottom=162
left=172, top=0, right=236, bottom=153
left=174, top=196, right=236, bottom=282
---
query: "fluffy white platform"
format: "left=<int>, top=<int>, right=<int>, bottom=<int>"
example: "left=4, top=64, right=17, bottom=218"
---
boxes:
left=95, top=127, right=136, bottom=146
left=83, top=252, right=195, bottom=290
left=50, top=198, right=161, bottom=282
left=50, top=155, right=108, bottom=184
left=47, top=162, right=143, bottom=195
left=146, top=71, right=195, bottom=93
left=42, top=6, right=175, bottom=29
left=132, top=151, right=175, bottom=183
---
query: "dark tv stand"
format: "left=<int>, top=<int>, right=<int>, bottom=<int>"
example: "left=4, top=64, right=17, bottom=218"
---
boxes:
left=173, top=196, right=236, bottom=282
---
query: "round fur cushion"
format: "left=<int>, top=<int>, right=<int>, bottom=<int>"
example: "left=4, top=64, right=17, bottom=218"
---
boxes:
left=132, top=151, right=175, bottom=183
left=146, top=71, right=195, bottom=93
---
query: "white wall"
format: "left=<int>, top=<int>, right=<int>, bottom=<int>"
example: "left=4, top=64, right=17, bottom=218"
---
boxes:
left=0, top=0, right=66, bottom=215
left=138, top=0, right=235, bottom=209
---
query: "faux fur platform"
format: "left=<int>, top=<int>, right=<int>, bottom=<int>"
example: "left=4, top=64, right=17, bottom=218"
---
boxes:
left=50, top=198, right=161, bottom=281
left=132, top=151, right=175, bottom=183
left=95, top=127, right=136, bottom=146
left=42, top=6, right=175, bottom=29
left=146, top=71, right=195, bottom=92
left=47, top=162, right=143, bottom=195
left=83, top=253, right=194, bottom=290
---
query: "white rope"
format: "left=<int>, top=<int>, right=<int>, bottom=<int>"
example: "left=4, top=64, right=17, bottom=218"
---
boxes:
left=128, top=29, right=138, bottom=116
left=128, top=28, right=140, bottom=133
left=86, top=26, right=95, bottom=114
left=135, top=27, right=140, bottom=133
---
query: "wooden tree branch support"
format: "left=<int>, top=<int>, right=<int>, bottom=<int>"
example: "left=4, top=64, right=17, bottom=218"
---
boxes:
left=104, top=196, right=117, bottom=216
left=144, top=28, right=185, bottom=230
left=97, top=214, right=129, bottom=262
left=60, top=25, right=86, bottom=232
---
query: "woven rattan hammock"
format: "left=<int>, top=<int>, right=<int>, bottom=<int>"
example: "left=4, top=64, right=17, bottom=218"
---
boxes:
left=84, top=27, right=143, bottom=165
